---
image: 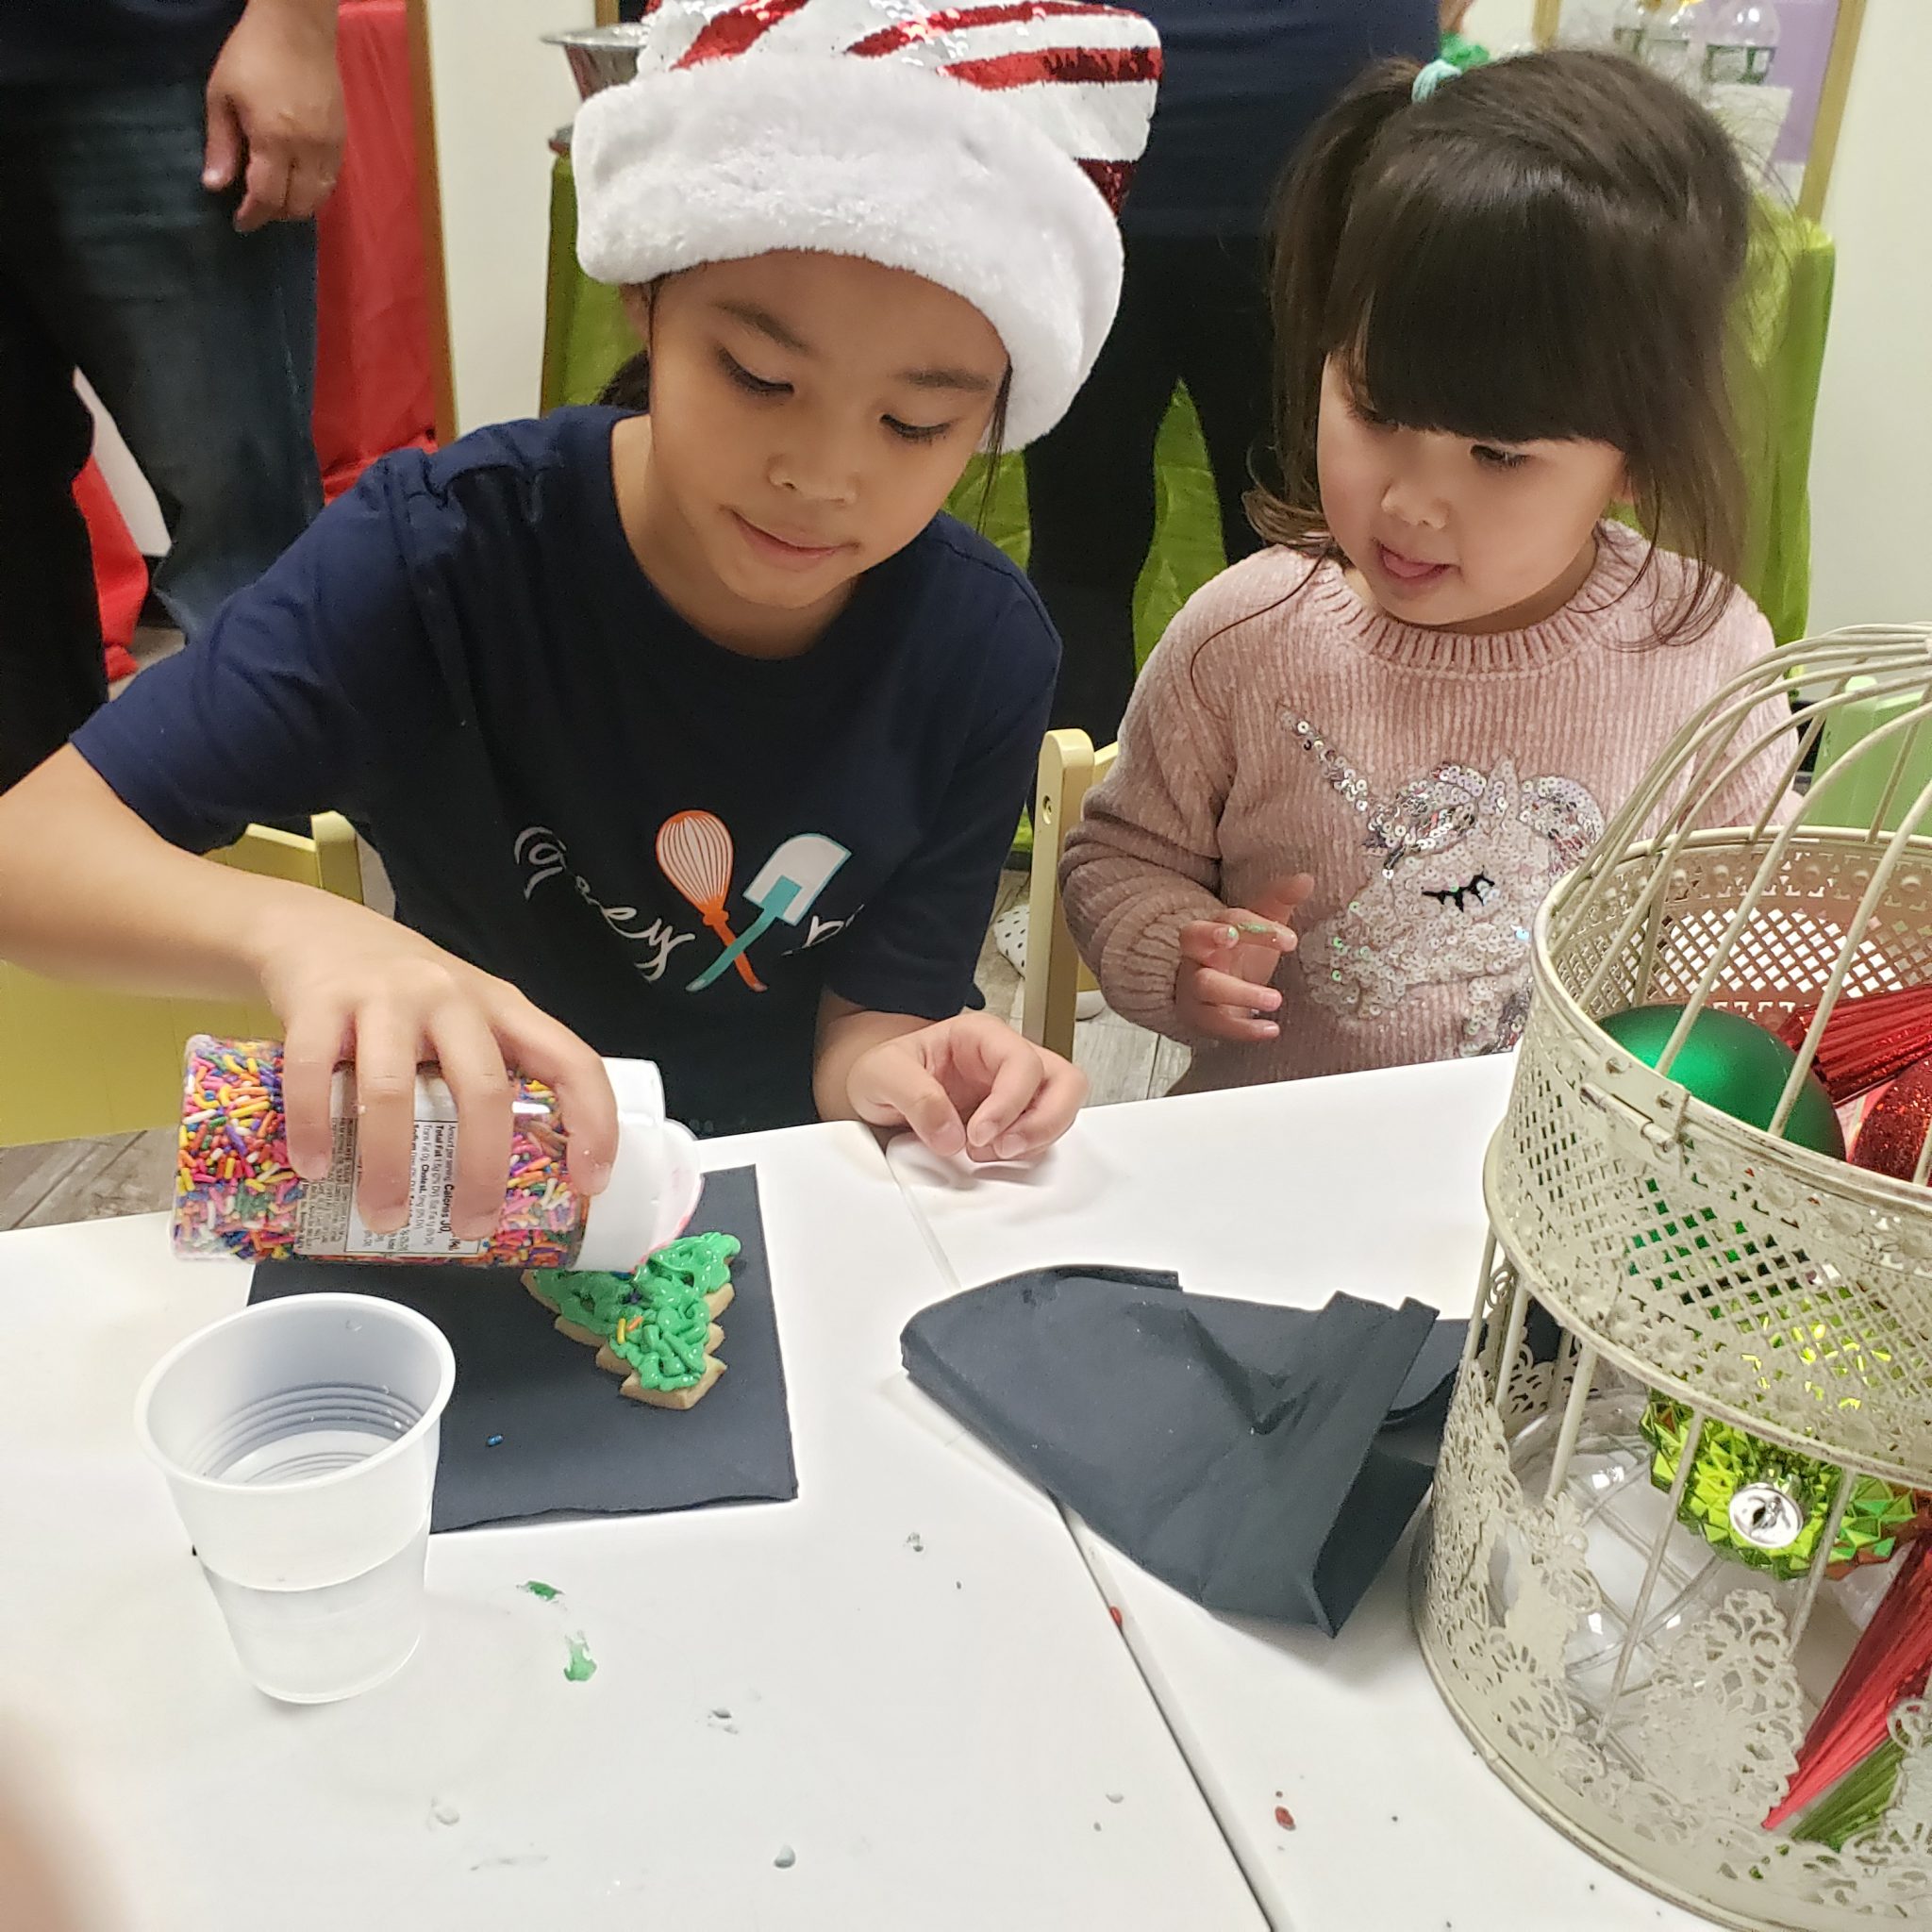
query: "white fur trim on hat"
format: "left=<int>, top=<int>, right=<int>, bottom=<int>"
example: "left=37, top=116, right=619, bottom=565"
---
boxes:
left=573, top=55, right=1125, bottom=448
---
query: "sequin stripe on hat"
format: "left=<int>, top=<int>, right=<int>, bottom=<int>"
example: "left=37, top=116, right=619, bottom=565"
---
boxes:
left=674, top=0, right=814, bottom=69
left=674, top=0, right=1161, bottom=122
left=858, top=2, right=1161, bottom=115
left=940, top=49, right=1162, bottom=210
left=941, top=44, right=1160, bottom=91
left=849, top=2, right=1149, bottom=59
left=1077, top=158, right=1131, bottom=214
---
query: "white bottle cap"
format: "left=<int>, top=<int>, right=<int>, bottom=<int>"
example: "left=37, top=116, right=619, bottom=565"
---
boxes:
left=575, top=1058, right=704, bottom=1273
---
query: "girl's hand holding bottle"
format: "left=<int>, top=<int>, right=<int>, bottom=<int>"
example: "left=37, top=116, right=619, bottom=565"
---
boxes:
left=255, top=893, right=619, bottom=1240
left=1174, top=875, right=1314, bottom=1043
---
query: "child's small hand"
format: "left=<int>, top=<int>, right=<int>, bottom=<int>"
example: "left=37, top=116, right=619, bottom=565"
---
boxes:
left=845, top=1011, right=1088, bottom=1161
left=256, top=898, right=617, bottom=1239
left=1174, top=875, right=1315, bottom=1043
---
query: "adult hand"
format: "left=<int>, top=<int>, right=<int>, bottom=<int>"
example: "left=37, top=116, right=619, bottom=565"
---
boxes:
left=257, top=898, right=617, bottom=1239
left=1174, top=874, right=1314, bottom=1043
left=204, top=0, right=345, bottom=232
left=845, top=1010, right=1088, bottom=1162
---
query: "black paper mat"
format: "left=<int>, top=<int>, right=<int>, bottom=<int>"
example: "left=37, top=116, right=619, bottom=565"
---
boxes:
left=902, top=1265, right=1461, bottom=1635
left=249, top=1166, right=795, bottom=1530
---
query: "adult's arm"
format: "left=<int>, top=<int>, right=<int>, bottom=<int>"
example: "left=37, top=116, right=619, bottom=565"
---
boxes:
left=203, top=0, right=345, bottom=229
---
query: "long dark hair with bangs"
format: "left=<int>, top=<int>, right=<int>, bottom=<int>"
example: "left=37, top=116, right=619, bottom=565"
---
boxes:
left=1251, top=48, right=1754, bottom=644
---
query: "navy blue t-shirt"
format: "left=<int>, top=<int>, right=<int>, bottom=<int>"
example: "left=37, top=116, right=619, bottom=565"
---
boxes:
left=0, top=1, right=243, bottom=84
left=1124, top=0, right=1439, bottom=238
left=73, top=408, right=1058, bottom=1137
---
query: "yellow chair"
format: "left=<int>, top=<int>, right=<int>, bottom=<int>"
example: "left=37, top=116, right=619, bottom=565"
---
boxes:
left=0, top=814, right=363, bottom=1147
left=1022, top=729, right=1118, bottom=1062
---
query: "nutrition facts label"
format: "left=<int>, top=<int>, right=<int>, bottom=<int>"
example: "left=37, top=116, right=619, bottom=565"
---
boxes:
left=294, top=1072, right=488, bottom=1258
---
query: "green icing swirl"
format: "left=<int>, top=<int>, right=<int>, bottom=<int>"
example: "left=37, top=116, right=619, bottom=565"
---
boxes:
left=535, top=1232, right=741, bottom=1392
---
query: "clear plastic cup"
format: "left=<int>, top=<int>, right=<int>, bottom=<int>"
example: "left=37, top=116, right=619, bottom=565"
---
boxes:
left=134, top=1293, right=457, bottom=1704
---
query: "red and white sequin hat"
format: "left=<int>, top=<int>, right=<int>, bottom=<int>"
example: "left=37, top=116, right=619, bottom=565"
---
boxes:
left=573, top=0, right=1162, bottom=446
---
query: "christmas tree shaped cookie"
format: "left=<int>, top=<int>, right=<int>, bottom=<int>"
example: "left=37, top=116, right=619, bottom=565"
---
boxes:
left=525, top=1231, right=739, bottom=1409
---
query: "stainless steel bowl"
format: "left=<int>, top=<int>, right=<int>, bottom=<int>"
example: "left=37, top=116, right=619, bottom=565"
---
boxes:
left=542, top=24, right=653, bottom=101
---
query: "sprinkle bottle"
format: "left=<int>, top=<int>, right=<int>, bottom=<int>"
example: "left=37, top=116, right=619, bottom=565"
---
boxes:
left=171, top=1037, right=700, bottom=1269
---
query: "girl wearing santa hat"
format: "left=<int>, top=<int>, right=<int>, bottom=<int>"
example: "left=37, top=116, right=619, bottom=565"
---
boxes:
left=0, top=0, right=1160, bottom=1237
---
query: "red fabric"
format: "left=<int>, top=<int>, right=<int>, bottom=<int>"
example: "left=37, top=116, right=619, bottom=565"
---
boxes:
left=89, top=0, right=436, bottom=666
left=75, top=456, right=146, bottom=676
left=312, top=0, right=437, bottom=499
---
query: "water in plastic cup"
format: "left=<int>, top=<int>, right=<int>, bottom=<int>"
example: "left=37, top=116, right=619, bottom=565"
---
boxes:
left=135, top=1292, right=456, bottom=1704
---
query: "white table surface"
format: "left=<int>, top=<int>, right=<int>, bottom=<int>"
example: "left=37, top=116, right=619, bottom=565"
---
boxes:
left=0, top=1122, right=1262, bottom=1932
left=891, top=1058, right=1718, bottom=1932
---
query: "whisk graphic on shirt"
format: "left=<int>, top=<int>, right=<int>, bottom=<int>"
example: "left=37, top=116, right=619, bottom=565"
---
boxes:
left=656, top=810, right=766, bottom=992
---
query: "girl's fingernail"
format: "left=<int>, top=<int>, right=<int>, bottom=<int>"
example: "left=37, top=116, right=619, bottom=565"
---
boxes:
left=1223, top=926, right=1240, bottom=946
left=994, top=1135, right=1024, bottom=1160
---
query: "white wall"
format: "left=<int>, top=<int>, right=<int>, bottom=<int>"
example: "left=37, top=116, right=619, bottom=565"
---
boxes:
left=81, top=379, right=167, bottom=557
left=1805, top=0, right=1932, bottom=630
left=423, top=0, right=591, bottom=433
left=1462, top=0, right=1542, bottom=52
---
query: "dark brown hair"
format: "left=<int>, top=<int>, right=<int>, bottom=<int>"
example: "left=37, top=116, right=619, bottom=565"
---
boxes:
left=1253, top=49, right=1756, bottom=643
left=596, top=298, right=1015, bottom=534
left=600, top=345, right=653, bottom=412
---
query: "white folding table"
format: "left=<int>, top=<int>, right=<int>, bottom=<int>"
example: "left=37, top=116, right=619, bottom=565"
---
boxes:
left=891, top=1058, right=1719, bottom=1930
left=0, top=1122, right=1261, bottom=1931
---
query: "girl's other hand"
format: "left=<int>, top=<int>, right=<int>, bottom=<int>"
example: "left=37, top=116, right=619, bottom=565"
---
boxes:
left=255, top=899, right=616, bottom=1238
left=845, top=1011, right=1088, bottom=1162
left=1174, top=874, right=1315, bottom=1043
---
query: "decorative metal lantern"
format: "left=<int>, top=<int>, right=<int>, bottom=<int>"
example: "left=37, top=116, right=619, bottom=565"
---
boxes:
left=1416, top=627, right=1932, bottom=1929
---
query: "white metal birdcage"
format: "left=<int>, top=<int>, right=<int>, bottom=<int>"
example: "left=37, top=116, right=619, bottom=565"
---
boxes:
left=1415, top=626, right=1932, bottom=1930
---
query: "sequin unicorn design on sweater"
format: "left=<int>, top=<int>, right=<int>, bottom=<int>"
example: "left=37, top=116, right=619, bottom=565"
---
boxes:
left=1294, top=721, right=1605, bottom=1057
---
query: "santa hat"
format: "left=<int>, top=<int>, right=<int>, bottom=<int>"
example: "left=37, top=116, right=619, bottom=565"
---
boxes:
left=572, top=0, right=1162, bottom=447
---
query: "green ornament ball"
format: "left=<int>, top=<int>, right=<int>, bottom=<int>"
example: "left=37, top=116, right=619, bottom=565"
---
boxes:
left=1599, top=1003, right=1846, bottom=1158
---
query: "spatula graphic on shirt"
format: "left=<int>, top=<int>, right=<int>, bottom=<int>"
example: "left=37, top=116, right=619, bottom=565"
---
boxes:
left=658, top=810, right=765, bottom=991
left=687, top=833, right=851, bottom=991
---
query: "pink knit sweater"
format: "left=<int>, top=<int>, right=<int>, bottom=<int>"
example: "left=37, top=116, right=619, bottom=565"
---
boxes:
left=1061, top=525, right=1793, bottom=1092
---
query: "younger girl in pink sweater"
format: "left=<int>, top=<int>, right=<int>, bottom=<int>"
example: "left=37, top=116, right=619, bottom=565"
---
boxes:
left=1062, top=49, right=1796, bottom=1092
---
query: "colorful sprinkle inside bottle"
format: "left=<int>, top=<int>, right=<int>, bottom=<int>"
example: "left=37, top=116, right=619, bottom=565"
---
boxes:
left=171, top=1036, right=591, bottom=1267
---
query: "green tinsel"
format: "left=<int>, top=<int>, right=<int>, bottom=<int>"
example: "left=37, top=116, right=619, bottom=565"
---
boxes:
left=1790, top=1740, right=1905, bottom=1850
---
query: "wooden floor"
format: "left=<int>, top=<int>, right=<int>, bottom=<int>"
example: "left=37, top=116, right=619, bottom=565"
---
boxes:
left=0, top=869, right=1184, bottom=1235
left=0, top=1129, right=175, bottom=1234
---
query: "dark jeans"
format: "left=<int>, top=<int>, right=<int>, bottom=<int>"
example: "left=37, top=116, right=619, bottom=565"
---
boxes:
left=1024, top=232, right=1273, bottom=746
left=0, top=80, right=321, bottom=791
